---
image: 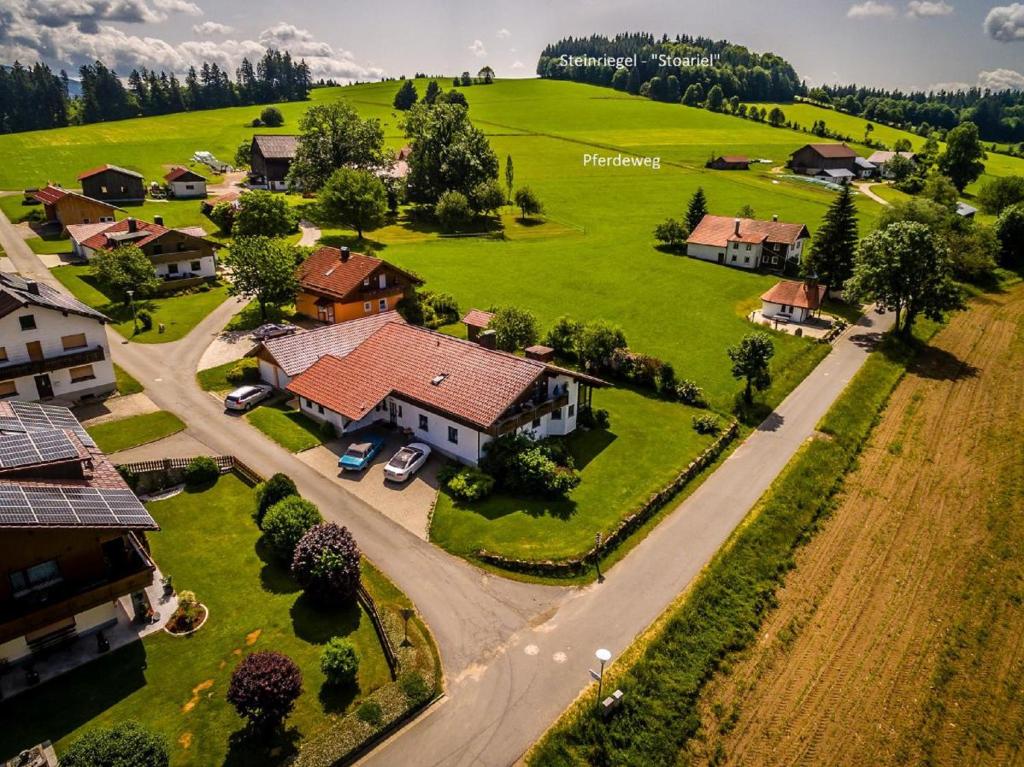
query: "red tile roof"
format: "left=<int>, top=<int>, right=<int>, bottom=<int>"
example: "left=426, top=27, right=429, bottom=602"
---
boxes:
left=802, top=143, right=857, bottom=159
left=297, top=246, right=420, bottom=302
left=461, top=309, right=494, bottom=329
left=687, top=215, right=810, bottom=248
left=31, top=185, right=69, bottom=205
left=288, top=323, right=559, bottom=429
left=164, top=166, right=206, bottom=182
left=79, top=218, right=208, bottom=251
left=761, top=280, right=827, bottom=310
left=77, top=163, right=144, bottom=180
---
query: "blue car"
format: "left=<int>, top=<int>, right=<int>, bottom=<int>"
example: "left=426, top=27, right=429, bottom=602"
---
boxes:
left=338, top=436, right=385, bottom=472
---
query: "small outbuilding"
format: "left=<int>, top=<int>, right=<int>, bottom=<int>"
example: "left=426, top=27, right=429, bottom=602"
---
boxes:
left=77, top=164, right=145, bottom=202
left=706, top=155, right=750, bottom=171
left=164, top=167, right=207, bottom=199
left=760, top=279, right=827, bottom=324
left=461, top=309, right=495, bottom=343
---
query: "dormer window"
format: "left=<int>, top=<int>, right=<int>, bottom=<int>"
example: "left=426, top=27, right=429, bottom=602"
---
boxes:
left=431, top=373, right=449, bottom=386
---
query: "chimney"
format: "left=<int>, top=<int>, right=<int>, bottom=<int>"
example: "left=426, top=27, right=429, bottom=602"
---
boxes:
left=734, top=218, right=741, bottom=235
left=154, top=215, right=164, bottom=226
left=127, top=217, right=137, bottom=233
left=339, top=246, right=350, bottom=263
left=772, top=214, right=778, bottom=222
left=478, top=329, right=497, bottom=350
left=25, top=280, right=40, bottom=296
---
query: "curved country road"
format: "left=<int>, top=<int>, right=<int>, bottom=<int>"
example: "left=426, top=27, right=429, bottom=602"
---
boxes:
left=0, top=208, right=894, bottom=766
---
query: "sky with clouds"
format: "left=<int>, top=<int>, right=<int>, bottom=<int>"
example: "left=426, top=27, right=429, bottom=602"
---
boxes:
left=0, top=0, right=1021, bottom=91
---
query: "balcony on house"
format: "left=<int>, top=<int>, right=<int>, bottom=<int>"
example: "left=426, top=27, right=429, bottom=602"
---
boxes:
left=491, top=382, right=571, bottom=436
left=0, top=345, right=105, bottom=380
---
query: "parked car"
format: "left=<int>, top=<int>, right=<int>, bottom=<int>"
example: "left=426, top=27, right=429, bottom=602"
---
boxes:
left=251, top=323, right=298, bottom=341
left=224, top=384, right=272, bottom=411
left=338, top=436, right=385, bottom=472
left=383, top=443, right=432, bottom=483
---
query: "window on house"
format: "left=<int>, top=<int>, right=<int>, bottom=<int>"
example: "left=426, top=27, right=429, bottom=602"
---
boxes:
left=185, top=184, right=194, bottom=190
left=177, top=242, right=186, bottom=252
left=19, top=315, right=36, bottom=331
left=100, top=216, right=113, bottom=222
left=363, top=302, right=372, bottom=313
left=305, top=398, right=313, bottom=408
left=568, top=404, right=575, bottom=417
left=0, top=380, right=16, bottom=398
left=100, top=185, right=108, bottom=194
left=191, top=261, right=201, bottom=271
left=167, top=263, right=179, bottom=274
left=419, top=414, right=429, bottom=430
left=378, top=298, right=388, bottom=311
left=378, top=274, right=387, bottom=289
left=744, top=256, right=750, bottom=264
left=732, top=242, right=739, bottom=249
left=317, top=404, right=324, bottom=414
left=552, top=408, right=563, bottom=420
left=0, top=347, right=7, bottom=362
left=532, top=418, right=541, bottom=428
left=61, top=333, right=87, bottom=351
left=363, top=278, right=370, bottom=286
left=731, top=254, right=737, bottom=263
left=448, top=426, right=458, bottom=444
left=397, top=405, right=403, bottom=417
left=745, top=244, right=752, bottom=251
left=9, top=559, right=62, bottom=597
left=69, top=364, right=95, bottom=383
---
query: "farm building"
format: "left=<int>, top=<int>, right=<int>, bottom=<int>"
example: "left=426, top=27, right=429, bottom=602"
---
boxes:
left=686, top=214, right=810, bottom=271
left=705, top=155, right=750, bottom=170
left=760, top=279, right=827, bottom=324
left=77, top=165, right=145, bottom=202
left=249, top=135, right=299, bottom=191
left=867, top=151, right=916, bottom=178
left=815, top=168, right=856, bottom=184
left=787, top=143, right=858, bottom=176
left=461, top=309, right=495, bottom=343
left=30, top=186, right=119, bottom=233
left=248, top=311, right=405, bottom=390
left=296, top=246, right=422, bottom=324
left=286, top=322, right=606, bottom=465
left=163, top=167, right=207, bottom=199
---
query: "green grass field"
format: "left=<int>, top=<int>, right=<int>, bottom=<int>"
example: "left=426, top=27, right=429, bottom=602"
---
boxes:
left=0, top=474, right=392, bottom=766
left=114, top=363, right=143, bottom=395
left=86, top=410, right=185, bottom=453
left=246, top=403, right=326, bottom=453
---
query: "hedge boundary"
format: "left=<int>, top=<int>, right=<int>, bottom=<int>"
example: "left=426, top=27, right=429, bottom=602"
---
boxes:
left=477, top=421, right=739, bottom=577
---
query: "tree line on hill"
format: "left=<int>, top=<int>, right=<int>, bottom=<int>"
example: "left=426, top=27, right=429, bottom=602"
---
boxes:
left=0, top=50, right=312, bottom=134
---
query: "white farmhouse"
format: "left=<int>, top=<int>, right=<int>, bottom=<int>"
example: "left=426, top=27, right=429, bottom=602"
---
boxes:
left=686, top=214, right=810, bottom=271
left=287, top=322, right=606, bottom=466
left=163, top=166, right=208, bottom=199
left=760, top=279, right=828, bottom=324
left=0, top=272, right=115, bottom=403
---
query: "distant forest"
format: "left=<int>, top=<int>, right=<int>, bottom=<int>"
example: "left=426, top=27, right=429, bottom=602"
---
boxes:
left=537, top=32, right=1024, bottom=145
left=0, top=49, right=312, bottom=134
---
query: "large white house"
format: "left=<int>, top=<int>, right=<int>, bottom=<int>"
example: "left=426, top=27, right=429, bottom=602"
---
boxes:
left=0, top=272, right=115, bottom=403
left=286, top=322, right=606, bottom=466
left=686, top=214, right=810, bottom=271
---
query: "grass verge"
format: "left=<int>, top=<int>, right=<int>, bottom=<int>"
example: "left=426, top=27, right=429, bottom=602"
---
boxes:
left=114, top=363, right=143, bottom=395
left=246, top=403, right=325, bottom=453
left=86, top=411, right=185, bottom=453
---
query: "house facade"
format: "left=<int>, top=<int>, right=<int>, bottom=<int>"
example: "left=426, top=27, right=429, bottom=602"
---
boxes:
left=867, top=151, right=916, bottom=179
left=760, top=279, right=828, bottom=324
left=296, top=246, right=422, bottom=324
left=686, top=214, right=810, bottom=271
left=0, top=273, right=115, bottom=403
left=0, top=401, right=157, bottom=664
left=286, top=323, right=606, bottom=466
left=31, top=186, right=119, bottom=233
left=164, top=167, right=208, bottom=199
left=76, top=217, right=217, bottom=286
left=788, top=143, right=858, bottom=175
left=249, top=135, right=299, bottom=191
left=77, top=165, right=145, bottom=202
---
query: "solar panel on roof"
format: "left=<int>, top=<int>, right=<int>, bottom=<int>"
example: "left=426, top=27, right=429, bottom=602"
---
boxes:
left=7, top=401, right=95, bottom=447
left=0, top=483, right=156, bottom=528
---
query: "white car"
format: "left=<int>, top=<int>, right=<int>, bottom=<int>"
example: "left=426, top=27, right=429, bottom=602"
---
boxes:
left=224, top=384, right=272, bottom=412
left=383, top=442, right=432, bottom=483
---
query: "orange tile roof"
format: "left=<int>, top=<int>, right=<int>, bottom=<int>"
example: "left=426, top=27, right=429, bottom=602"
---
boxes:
left=31, top=185, right=69, bottom=205
left=79, top=218, right=208, bottom=251
left=687, top=215, right=809, bottom=248
left=287, top=323, right=554, bottom=429
left=461, top=309, right=494, bottom=328
left=760, top=280, right=827, bottom=310
left=297, top=246, right=420, bottom=302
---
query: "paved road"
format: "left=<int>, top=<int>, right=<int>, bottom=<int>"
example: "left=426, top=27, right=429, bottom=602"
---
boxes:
left=854, top=181, right=891, bottom=207
left=0, top=207, right=894, bottom=765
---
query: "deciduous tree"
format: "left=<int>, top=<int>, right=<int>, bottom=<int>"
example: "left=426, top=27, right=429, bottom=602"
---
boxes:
left=728, top=333, right=774, bottom=404
left=222, top=236, right=298, bottom=322
left=227, top=651, right=302, bottom=729
left=489, top=306, right=539, bottom=351
left=318, top=167, right=388, bottom=239
left=92, top=244, right=160, bottom=302
left=938, top=122, right=986, bottom=192
left=287, top=101, right=385, bottom=190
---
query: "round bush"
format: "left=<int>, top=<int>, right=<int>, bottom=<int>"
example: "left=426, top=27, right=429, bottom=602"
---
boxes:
left=443, top=466, right=495, bottom=502
left=357, top=700, right=383, bottom=725
left=435, top=190, right=472, bottom=232
left=60, top=721, right=169, bottom=767
left=263, top=497, right=323, bottom=561
left=226, top=651, right=303, bottom=728
left=183, top=456, right=219, bottom=487
left=291, top=523, right=361, bottom=605
left=254, top=472, right=298, bottom=528
left=260, top=106, right=284, bottom=127
left=320, top=637, right=359, bottom=686
left=399, top=671, right=431, bottom=706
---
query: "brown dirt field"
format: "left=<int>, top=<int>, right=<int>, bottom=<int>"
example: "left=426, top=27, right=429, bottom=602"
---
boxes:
left=684, top=285, right=1024, bottom=767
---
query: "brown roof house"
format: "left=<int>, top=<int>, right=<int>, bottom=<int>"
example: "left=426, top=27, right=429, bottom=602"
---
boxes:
left=460, top=309, right=495, bottom=343
left=296, top=246, right=422, bottom=324
left=706, top=155, right=750, bottom=170
left=787, top=143, right=858, bottom=176
left=31, top=186, right=119, bottom=233
left=287, top=322, right=606, bottom=464
left=163, top=167, right=207, bottom=199
left=249, top=135, right=299, bottom=191
left=0, top=401, right=158, bottom=667
left=760, top=279, right=827, bottom=324
left=77, top=164, right=145, bottom=202
left=686, top=214, right=810, bottom=271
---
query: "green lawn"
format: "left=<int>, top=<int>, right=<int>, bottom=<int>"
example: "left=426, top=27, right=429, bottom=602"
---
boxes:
left=0, top=474, right=393, bottom=766
left=51, top=264, right=230, bottom=343
left=86, top=411, right=185, bottom=453
left=246, top=403, right=325, bottom=453
left=225, top=301, right=298, bottom=332
left=114, top=363, right=144, bottom=395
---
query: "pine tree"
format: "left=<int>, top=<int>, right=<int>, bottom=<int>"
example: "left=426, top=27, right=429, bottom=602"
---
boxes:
left=685, top=187, right=709, bottom=234
left=504, top=154, right=514, bottom=204
left=805, top=183, right=858, bottom=297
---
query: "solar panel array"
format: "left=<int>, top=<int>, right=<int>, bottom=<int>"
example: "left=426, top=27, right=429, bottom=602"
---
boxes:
left=0, top=429, right=78, bottom=468
left=3, top=400, right=96, bottom=447
left=0, top=484, right=156, bottom=528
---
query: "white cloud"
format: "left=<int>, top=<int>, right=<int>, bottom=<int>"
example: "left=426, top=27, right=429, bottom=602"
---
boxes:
left=193, top=21, right=234, bottom=36
left=510, top=60, right=525, bottom=69
left=985, top=3, right=1024, bottom=41
left=978, top=67, right=1024, bottom=90
left=928, top=80, right=972, bottom=91
left=847, top=1, right=897, bottom=17
left=152, top=0, right=202, bottom=16
left=496, top=28, right=511, bottom=39
left=468, top=39, right=487, bottom=57
left=906, top=0, right=953, bottom=17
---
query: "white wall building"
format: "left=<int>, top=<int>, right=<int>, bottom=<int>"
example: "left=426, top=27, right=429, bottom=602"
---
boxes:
left=760, top=279, right=828, bottom=324
left=686, top=214, right=810, bottom=272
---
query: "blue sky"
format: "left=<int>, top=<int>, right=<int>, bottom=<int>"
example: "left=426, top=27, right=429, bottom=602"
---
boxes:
left=1, top=0, right=1021, bottom=91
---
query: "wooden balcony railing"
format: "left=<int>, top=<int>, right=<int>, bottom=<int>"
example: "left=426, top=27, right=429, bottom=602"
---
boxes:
left=0, top=345, right=105, bottom=380
left=490, top=393, right=570, bottom=436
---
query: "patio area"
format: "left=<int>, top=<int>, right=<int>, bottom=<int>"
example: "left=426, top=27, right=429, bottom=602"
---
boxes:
left=748, top=309, right=837, bottom=339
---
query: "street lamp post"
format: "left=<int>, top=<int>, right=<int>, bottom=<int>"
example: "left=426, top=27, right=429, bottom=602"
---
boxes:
left=126, top=289, right=137, bottom=334
left=594, top=531, right=604, bottom=583
left=595, top=648, right=611, bottom=708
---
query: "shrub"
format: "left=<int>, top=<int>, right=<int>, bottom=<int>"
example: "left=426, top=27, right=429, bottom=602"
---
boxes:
left=357, top=700, right=383, bottom=725
left=481, top=434, right=580, bottom=498
left=291, top=523, right=362, bottom=605
left=692, top=413, right=721, bottom=435
left=227, top=651, right=303, bottom=729
left=435, top=190, right=472, bottom=232
left=489, top=305, right=539, bottom=352
left=263, top=497, right=323, bottom=561
left=60, top=721, right=169, bottom=767
left=675, top=379, right=707, bottom=407
left=183, top=456, right=219, bottom=487
left=320, top=637, right=359, bottom=686
left=577, top=406, right=610, bottom=429
left=260, top=106, right=285, bottom=127
left=254, top=472, right=299, bottom=527
left=656, top=361, right=677, bottom=395
left=544, top=316, right=584, bottom=359
left=577, top=321, right=627, bottom=371
left=208, top=200, right=236, bottom=233
left=400, top=671, right=432, bottom=706
left=422, top=291, right=460, bottom=326
left=442, top=465, right=495, bottom=502
left=137, top=310, right=153, bottom=331
left=225, top=357, right=259, bottom=385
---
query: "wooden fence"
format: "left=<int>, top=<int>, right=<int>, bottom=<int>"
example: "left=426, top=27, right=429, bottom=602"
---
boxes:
left=116, top=455, right=262, bottom=486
